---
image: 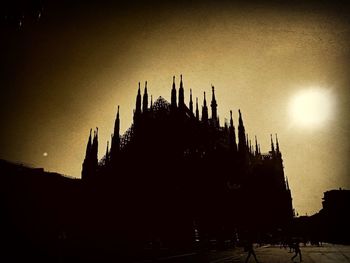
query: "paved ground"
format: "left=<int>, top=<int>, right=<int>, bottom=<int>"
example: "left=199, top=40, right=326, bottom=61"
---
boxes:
left=212, top=243, right=350, bottom=263
left=253, top=244, right=350, bottom=263
left=143, top=243, right=350, bottom=263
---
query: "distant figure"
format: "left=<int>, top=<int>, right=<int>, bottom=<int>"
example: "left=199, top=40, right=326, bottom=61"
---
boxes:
left=291, top=241, right=302, bottom=262
left=244, top=240, right=259, bottom=263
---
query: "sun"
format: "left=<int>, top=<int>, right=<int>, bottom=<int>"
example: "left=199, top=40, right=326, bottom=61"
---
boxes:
left=289, top=88, right=335, bottom=128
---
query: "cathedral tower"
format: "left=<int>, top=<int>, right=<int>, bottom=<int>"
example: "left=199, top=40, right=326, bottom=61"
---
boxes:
left=211, top=86, right=218, bottom=126
left=82, top=128, right=98, bottom=180
left=171, top=76, right=177, bottom=109
left=270, top=134, right=275, bottom=156
left=202, top=92, right=208, bottom=122
left=142, top=81, right=148, bottom=113
left=178, top=75, right=185, bottom=109
left=238, top=109, right=246, bottom=156
left=111, top=105, right=120, bottom=161
left=229, top=110, right=237, bottom=153
left=195, top=97, right=199, bottom=121
left=134, top=82, right=142, bottom=124
left=82, top=129, right=92, bottom=180
left=189, top=89, right=193, bottom=113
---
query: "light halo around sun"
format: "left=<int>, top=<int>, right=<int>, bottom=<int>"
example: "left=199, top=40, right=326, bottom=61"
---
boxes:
left=288, top=88, right=335, bottom=129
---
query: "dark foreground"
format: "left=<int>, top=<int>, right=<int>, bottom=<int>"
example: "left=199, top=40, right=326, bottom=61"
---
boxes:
left=131, top=244, right=350, bottom=263
left=1, top=159, right=349, bottom=262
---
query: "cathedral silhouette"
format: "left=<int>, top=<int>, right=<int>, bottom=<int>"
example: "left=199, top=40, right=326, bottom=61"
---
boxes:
left=81, top=75, right=294, bottom=250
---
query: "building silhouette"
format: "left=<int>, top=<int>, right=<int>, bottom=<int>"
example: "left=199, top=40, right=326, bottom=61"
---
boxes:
left=81, top=75, right=294, bottom=248
left=293, top=188, right=350, bottom=245
left=319, top=188, right=350, bottom=243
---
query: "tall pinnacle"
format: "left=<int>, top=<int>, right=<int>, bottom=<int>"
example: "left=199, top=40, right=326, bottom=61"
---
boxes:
left=142, top=81, right=148, bottom=113
left=171, top=76, right=177, bottom=108
left=238, top=109, right=244, bottom=127
left=135, top=82, right=142, bottom=116
left=202, top=92, right=208, bottom=122
left=195, top=97, right=199, bottom=121
left=211, top=85, right=217, bottom=124
left=275, top=133, right=280, bottom=153
left=189, top=89, right=193, bottom=113
left=238, top=109, right=246, bottom=154
left=229, top=110, right=237, bottom=153
left=85, top=128, right=92, bottom=157
left=255, top=136, right=259, bottom=156
left=92, top=127, right=98, bottom=161
left=111, top=105, right=120, bottom=158
left=114, top=105, right=120, bottom=137
left=178, top=74, right=185, bottom=108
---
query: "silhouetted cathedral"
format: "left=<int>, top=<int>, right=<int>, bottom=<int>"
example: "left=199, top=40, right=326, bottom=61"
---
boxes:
left=81, top=75, right=293, bottom=249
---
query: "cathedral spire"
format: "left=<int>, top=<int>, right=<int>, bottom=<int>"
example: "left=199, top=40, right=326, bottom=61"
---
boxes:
left=134, top=82, right=142, bottom=124
left=136, top=82, right=141, bottom=114
left=189, top=89, right=193, bottom=113
left=211, top=85, right=218, bottom=125
left=202, top=92, right=208, bottom=122
left=255, top=136, right=259, bottom=156
left=270, top=134, right=275, bottom=154
left=230, top=110, right=234, bottom=127
left=178, top=74, right=185, bottom=109
left=92, top=127, right=98, bottom=159
left=229, top=110, right=237, bottom=153
left=150, top=95, right=153, bottom=112
left=115, top=105, right=120, bottom=133
left=275, top=133, right=280, bottom=154
left=171, top=76, right=177, bottom=109
left=111, top=106, right=120, bottom=160
left=85, top=128, right=92, bottom=157
left=195, top=97, right=199, bottom=121
left=142, top=81, right=148, bottom=113
left=238, top=109, right=246, bottom=155
left=239, top=109, right=244, bottom=127
left=86, top=127, right=98, bottom=177
left=82, top=128, right=93, bottom=180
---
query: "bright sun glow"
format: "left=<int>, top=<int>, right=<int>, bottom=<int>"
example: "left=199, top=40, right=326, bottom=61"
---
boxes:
left=289, top=88, right=335, bottom=128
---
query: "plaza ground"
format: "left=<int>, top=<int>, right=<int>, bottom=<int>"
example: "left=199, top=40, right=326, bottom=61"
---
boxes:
left=140, top=243, right=350, bottom=263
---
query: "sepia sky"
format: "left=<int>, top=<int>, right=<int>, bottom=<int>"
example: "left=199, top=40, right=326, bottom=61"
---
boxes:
left=1, top=1, right=350, bottom=215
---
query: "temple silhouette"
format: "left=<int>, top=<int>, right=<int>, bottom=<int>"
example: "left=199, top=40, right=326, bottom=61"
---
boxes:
left=81, top=75, right=294, bottom=250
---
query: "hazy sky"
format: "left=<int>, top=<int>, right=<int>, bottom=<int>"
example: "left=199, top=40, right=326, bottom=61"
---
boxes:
left=1, top=1, right=350, bottom=215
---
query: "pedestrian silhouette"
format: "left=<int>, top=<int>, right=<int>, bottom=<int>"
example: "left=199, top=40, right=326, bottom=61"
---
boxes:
left=244, top=239, right=259, bottom=263
left=291, top=241, right=302, bottom=262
